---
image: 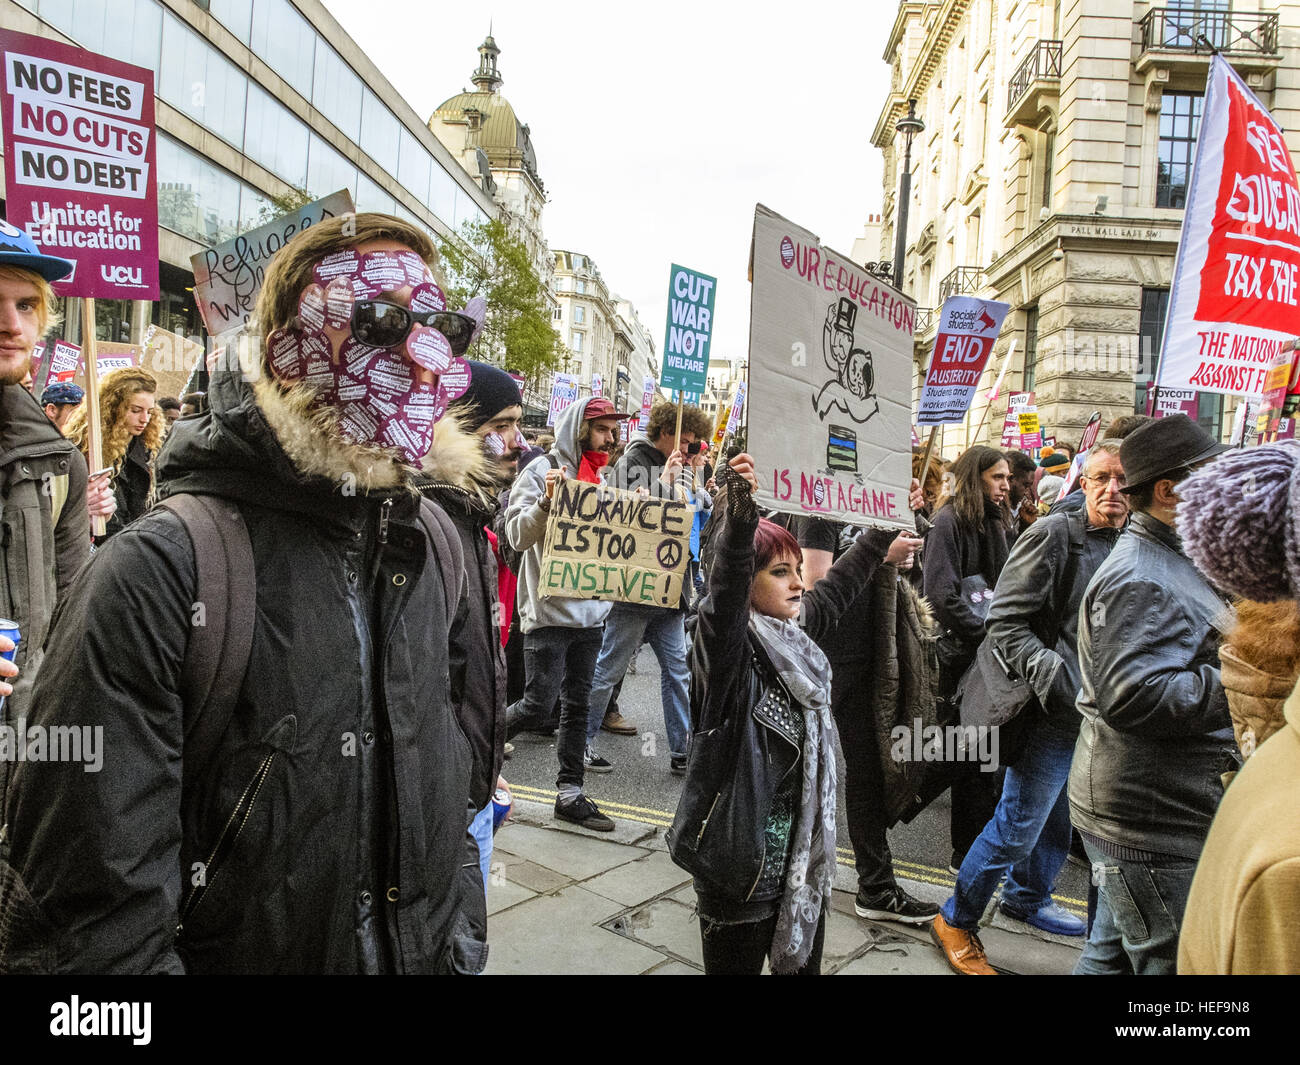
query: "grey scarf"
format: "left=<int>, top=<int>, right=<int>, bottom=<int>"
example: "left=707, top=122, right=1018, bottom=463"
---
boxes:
left=748, top=613, right=838, bottom=974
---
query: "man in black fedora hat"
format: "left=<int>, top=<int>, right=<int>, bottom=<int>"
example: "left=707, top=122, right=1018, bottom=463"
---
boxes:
left=1068, top=414, right=1236, bottom=975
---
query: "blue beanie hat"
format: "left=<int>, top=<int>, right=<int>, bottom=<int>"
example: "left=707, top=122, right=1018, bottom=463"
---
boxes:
left=40, top=382, right=85, bottom=407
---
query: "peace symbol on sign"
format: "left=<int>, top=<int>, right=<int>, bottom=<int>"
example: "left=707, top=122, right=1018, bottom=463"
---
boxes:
left=657, top=539, right=683, bottom=569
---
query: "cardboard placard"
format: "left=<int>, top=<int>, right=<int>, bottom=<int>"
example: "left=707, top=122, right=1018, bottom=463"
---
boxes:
left=748, top=204, right=913, bottom=530
left=190, top=189, right=355, bottom=333
left=539, top=479, right=690, bottom=605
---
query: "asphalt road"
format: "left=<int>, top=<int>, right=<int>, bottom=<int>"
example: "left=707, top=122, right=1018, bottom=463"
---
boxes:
left=503, top=648, right=1090, bottom=913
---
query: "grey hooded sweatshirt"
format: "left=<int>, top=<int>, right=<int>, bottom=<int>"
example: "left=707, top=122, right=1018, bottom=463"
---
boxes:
left=505, top=398, right=614, bottom=634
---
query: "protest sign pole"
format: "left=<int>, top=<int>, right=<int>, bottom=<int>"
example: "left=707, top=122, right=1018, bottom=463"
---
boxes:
left=918, top=426, right=940, bottom=489
left=969, top=339, right=1016, bottom=446
left=80, top=298, right=106, bottom=538
left=674, top=391, right=685, bottom=453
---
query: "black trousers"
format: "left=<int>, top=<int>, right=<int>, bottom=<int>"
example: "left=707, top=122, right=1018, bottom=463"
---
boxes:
left=830, top=663, right=897, bottom=899
left=699, top=910, right=826, bottom=975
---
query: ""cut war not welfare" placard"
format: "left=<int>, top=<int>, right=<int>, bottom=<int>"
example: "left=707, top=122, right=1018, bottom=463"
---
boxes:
left=539, top=480, right=690, bottom=606
left=659, top=263, right=715, bottom=395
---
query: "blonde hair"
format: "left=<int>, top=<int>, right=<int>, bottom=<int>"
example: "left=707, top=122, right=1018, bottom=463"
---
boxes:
left=66, top=366, right=165, bottom=470
left=0, top=264, right=59, bottom=337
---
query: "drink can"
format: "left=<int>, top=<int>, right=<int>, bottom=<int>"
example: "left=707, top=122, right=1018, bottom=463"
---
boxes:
left=0, top=618, right=21, bottom=716
left=0, top=618, right=20, bottom=663
left=491, top=785, right=512, bottom=833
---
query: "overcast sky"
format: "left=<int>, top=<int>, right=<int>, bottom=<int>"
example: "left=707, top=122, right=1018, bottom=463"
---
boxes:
left=323, top=0, right=894, bottom=369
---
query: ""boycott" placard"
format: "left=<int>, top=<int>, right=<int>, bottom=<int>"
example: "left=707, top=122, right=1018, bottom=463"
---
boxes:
left=539, top=480, right=690, bottom=606
left=0, top=29, right=159, bottom=299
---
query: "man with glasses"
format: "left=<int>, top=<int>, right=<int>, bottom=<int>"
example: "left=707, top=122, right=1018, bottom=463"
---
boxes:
left=3, top=214, right=489, bottom=974
left=931, top=439, right=1129, bottom=974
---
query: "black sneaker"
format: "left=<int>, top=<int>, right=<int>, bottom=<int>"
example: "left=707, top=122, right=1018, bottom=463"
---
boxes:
left=583, top=744, right=613, bottom=774
left=670, top=754, right=688, bottom=776
left=555, top=794, right=615, bottom=832
left=854, top=886, right=940, bottom=926
left=948, top=850, right=965, bottom=875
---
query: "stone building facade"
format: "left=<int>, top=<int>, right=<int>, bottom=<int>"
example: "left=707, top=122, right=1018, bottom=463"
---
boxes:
left=873, top=0, right=1300, bottom=453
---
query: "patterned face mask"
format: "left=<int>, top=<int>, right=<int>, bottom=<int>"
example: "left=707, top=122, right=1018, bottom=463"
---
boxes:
left=266, top=249, right=482, bottom=464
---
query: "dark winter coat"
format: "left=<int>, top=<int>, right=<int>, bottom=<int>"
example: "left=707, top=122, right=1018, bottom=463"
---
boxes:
left=418, top=417, right=508, bottom=812
left=0, top=382, right=89, bottom=803
left=668, top=491, right=891, bottom=910
left=101, top=433, right=153, bottom=542
left=1, top=367, right=484, bottom=974
left=1070, top=512, right=1238, bottom=860
left=986, top=506, right=1121, bottom=735
left=922, top=498, right=1011, bottom=644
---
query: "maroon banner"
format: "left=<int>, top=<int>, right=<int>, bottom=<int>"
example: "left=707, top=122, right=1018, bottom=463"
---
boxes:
left=0, top=29, right=159, bottom=299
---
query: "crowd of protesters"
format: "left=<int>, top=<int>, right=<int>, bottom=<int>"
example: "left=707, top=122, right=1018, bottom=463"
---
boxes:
left=1, top=212, right=1298, bottom=977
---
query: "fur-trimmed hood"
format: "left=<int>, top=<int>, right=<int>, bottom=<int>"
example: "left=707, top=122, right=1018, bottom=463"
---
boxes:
left=415, top=412, right=503, bottom=508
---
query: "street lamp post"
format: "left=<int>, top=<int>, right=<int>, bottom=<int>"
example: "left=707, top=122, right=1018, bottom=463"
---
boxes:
left=891, top=98, right=925, bottom=293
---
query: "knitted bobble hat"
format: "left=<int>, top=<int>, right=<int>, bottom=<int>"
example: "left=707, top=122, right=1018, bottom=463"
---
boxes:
left=1176, top=439, right=1300, bottom=602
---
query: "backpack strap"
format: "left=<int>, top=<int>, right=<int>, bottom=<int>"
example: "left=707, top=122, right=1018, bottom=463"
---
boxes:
left=158, top=494, right=256, bottom=790
left=416, top=498, right=466, bottom=624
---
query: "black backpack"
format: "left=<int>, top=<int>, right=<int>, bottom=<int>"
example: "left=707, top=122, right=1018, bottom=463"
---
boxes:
left=160, top=493, right=464, bottom=788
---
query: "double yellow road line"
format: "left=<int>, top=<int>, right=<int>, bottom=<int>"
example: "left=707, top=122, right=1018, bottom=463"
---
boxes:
left=507, top=783, right=1088, bottom=911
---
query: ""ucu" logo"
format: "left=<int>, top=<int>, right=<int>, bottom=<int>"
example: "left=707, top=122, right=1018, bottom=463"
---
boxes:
left=100, top=264, right=142, bottom=284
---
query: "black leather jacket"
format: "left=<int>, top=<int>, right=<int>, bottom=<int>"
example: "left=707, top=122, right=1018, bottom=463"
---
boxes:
left=1069, top=512, right=1237, bottom=859
left=668, top=495, right=891, bottom=908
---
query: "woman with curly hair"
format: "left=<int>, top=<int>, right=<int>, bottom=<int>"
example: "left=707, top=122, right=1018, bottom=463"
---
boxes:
left=66, top=367, right=163, bottom=542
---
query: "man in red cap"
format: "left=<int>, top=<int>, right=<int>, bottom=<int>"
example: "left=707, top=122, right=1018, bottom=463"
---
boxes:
left=503, top=395, right=635, bottom=831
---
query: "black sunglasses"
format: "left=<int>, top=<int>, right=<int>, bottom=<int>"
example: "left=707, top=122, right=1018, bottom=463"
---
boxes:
left=350, top=299, right=476, bottom=355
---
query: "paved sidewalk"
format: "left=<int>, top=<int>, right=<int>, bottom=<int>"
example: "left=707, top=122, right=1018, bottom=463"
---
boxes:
left=483, top=798, right=1086, bottom=975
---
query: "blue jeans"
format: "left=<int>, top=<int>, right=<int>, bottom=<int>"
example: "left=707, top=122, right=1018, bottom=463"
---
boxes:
left=506, top=625, right=604, bottom=789
left=586, top=602, right=690, bottom=758
left=1073, top=840, right=1197, bottom=975
left=469, top=801, right=494, bottom=896
left=941, top=722, right=1075, bottom=930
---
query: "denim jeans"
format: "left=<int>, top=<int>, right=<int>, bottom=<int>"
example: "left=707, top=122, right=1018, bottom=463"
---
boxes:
left=1073, top=840, right=1197, bottom=976
left=506, top=625, right=604, bottom=789
left=941, top=722, right=1075, bottom=930
left=469, top=801, right=494, bottom=897
left=586, top=602, right=690, bottom=758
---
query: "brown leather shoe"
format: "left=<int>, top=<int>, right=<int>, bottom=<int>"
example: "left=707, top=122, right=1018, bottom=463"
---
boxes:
left=929, top=913, right=998, bottom=975
left=601, top=711, right=638, bottom=736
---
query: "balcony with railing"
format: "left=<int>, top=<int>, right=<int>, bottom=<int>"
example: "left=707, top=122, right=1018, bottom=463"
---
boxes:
left=1137, top=8, right=1280, bottom=73
left=938, top=265, right=985, bottom=302
left=913, top=307, right=937, bottom=339
left=1006, top=40, right=1062, bottom=127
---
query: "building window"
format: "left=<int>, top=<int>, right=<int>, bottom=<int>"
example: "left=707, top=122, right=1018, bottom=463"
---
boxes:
left=573, top=306, right=586, bottom=325
left=1136, top=286, right=1223, bottom=438
left=1157, top=92, right=1203, bottom=208
left=553, top=308, right=563, bottom=321
left=571, top=332, right=584, bottom=353
left=576, top=280, right=587, bottom=295
left=1023, top=305, right=1039, bottom=394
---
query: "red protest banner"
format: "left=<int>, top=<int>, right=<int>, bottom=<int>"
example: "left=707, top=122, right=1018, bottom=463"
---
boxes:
left=1158, top=56, right=1300, bottom=397
left=0, top=29, right=159, bottom=299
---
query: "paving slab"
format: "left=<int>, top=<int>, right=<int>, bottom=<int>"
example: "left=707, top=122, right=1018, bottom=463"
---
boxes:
left=837, top=940, right=955, bottom=975
left=491, top=821, right=650, bottom=880
left=607, top=896, right=703, bottom=967
left=582, top=849, right=693, bottom=906
left=981, top=924, right=1080, bottom=975
left=489, top=850, right=572, bottom=895
left=484, top=886, right=665, bottom=975
left=645, top=960, right=702, bottom=975
left=820, top=901, right=874, bottom=969
left=485, top=872, right=535, bottom=916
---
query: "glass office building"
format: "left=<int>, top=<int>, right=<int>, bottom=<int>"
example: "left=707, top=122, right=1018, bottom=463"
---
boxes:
left=2, top=0, right=496, bottom=341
